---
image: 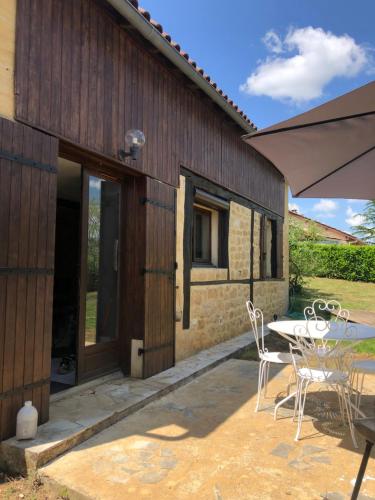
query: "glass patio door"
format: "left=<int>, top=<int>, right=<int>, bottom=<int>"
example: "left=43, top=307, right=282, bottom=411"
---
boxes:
left=77, top=170, right=121, bottom=381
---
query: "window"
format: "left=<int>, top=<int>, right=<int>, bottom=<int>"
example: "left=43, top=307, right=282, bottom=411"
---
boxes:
left=191, top=189, right=229, bottom=267
left=193, top=206, right=212, bottom=264
left=265, top=217, right=274, bottom=278
left=261, top=215, right=282, bottom=279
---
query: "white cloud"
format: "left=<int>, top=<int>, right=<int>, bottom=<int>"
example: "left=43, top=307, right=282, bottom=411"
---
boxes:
left=262, top=30, right=283, bottom=54
left=240, top=27, right=368, bottom=103
left=312, top=199, right=338, bottom=219
left=89, top=178, right=101, bottom=190
left=316, top=213, right=336, bottom=219
left=345, top=206, right=365, bottom=226
left=288, top=202, right=300, bottom=213
left=313, top=199, right=338, bottom=213
left=347, top=199, right=367, bottom=203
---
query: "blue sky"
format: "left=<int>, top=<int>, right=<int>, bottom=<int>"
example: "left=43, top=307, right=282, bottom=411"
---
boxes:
left=139, top=0, right=374, bottom=233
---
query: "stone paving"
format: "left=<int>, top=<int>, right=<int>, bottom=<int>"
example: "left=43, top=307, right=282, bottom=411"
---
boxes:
left=0, top=331, right=254, bottom=473
left=41, top=359, right=375, bottom=500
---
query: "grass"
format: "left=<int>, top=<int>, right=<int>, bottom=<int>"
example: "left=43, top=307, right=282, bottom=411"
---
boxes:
left=290, top=277, right=375, bottom=354
left=0, top=472, right=68, bottom=499
left=85, top=291, right=97, bottom=343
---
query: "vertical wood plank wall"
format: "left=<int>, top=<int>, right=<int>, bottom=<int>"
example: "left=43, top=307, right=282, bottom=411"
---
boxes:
left=143, top=178, right=175, bottom=377
left=0, top=117, right=58, bottom=440
left=121, top=176, right=147, bottom=373
left=14, top=0, right=285, bottom=217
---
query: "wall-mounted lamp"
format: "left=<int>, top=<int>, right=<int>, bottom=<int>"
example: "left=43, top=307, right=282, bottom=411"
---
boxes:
left=119, top=129, right=146, bottom=161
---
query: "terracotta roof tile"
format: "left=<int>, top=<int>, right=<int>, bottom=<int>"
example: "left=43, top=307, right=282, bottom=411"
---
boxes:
left=129, top=1, right=255, bottom=129
left=138, top=7, right=150, bottom=21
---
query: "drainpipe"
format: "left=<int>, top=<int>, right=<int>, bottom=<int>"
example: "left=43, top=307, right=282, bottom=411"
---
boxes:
left=106, top=0, right=254, bottom=134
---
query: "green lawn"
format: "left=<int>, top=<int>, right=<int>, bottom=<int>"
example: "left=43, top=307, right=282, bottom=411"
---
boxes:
left=85, top=291, right=97, bottom=344
left=290, top=277, right=375, bottom=354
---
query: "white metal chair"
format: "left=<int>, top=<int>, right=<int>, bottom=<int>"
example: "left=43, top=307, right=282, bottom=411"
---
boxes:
left=351, top=359, right=375, bottom=417
left=304, top=299, right=350, bottom=349
left=246, top=300, right=295, bottom=413
left=290, top=318, right=358, bottom=448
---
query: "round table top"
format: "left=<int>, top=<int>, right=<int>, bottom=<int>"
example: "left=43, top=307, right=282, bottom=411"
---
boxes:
left=267, top=320, right=375, bottom=341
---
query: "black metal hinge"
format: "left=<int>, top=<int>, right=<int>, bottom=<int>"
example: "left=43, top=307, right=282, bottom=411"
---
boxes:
left=141, top=197, right=174, bottom=213
left=138, top=342, right=174, bottom=356
left=0, top=377, right=51, bottom=401
left=143, top=267, right=174, bottom=278
left=0, top=149, right=57, bottom=173
left=0, top=267, right=54, bottom=276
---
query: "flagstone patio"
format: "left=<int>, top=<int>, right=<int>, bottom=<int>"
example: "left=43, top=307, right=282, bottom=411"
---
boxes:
left=40, top=359, right=375, bottom=500
left=0, top=331, right=254, bottom=474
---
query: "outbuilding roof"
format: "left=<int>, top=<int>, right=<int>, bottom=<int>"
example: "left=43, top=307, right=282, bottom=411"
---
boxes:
left=289, top=210, right=364, bottom=245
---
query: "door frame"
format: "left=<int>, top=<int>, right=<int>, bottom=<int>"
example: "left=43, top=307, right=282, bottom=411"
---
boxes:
left=76, top=165, right=126, bottom=383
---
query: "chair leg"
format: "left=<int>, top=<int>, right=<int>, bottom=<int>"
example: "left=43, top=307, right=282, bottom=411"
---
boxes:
left=351, top=440, right=373, bottom=500
left=264, top=362, right=270, bottom=398
left=255, top=360, right=265, bottom=412
left=337, top=386, right=345, bottom=424
left=355, top=373, right=365, bottom=419
left=293, top=377, right=301, bottom=422
left=285, top=370, right=296, bottom=397
left=340, top=385, right=358, bottom=449
left=295, top=379, right=309, bottom=441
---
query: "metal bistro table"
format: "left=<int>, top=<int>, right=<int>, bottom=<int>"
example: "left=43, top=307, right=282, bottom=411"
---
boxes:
left=267, top=320, right=375, bottom=419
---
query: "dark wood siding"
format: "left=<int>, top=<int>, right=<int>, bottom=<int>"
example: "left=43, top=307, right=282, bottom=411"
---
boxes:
left=15, top=0, right=285, bottom=216
left=121, top=176, right=147, bottom=374
left=120, top=176, right=175, bottom=377
left=143, top=178, right=175, bottom=377
left=0, top=117, right=58, bottom=441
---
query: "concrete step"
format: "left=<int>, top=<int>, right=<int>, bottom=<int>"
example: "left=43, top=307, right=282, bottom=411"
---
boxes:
left=0, top=332, right=254, bottom=474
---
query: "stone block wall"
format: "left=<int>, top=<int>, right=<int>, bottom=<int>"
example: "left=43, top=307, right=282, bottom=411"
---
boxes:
left=253, top=212, right=261, bottom=280
left=0, top=0, right=16, bottom=120
left=175, top=175, right=289, bottom=361
left=229, top=202, right=251, bottom=280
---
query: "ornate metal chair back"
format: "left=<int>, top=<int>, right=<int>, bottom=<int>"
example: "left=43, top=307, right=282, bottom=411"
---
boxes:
left=246, top=300, right=265, bottom=356
left=304, top=299, right=349, bottom=323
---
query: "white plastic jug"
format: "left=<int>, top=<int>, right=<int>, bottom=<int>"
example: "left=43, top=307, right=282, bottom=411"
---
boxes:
left=16, top=401, right=38, bottom=440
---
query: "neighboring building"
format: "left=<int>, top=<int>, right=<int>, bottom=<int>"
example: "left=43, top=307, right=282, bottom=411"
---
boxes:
left=289, top=210, right=364, bottom=245
left=0, top=0, right=288, bottom=440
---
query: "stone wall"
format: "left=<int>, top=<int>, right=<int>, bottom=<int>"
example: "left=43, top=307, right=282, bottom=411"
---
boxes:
left=0, top=0, right=16, bottom=120
left=253, top=212, right=261, bottom=280
left=228, top=202, right=251, bottom=280
left=175, top=175, right=289, bottom=361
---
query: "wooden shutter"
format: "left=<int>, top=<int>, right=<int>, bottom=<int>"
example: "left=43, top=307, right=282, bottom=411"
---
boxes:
left=259, top=214, right=266, bottom=280
left=0, top=117, right=58, bottom=440
left=143, top=178, right=176, bottom=378
left=276, top=219, right=284, bottom=279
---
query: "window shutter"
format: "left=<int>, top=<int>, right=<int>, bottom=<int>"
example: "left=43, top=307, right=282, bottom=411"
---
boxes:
left=0, top=117, right=58, bottom=440
left=276, top=220, right=284, bottom=279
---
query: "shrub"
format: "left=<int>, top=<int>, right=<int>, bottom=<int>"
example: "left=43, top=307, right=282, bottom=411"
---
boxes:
left=289, top=217, right=323, bottom=293
left=295, top=243, right=375, bottom=283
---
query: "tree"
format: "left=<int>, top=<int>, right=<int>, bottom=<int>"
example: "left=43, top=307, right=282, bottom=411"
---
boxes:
left=87, top=200, right=101, bottom=291
left=353, top=200, right=375, bottom=243
left=289, top=216, right=322, bottom=293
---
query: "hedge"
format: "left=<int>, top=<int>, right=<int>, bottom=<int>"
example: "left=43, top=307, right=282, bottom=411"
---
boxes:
left=293, top=243, right=375, bottom=282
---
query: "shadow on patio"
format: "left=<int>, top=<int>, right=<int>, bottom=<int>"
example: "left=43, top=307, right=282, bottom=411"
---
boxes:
left=40, top=359, right=375, bottom=500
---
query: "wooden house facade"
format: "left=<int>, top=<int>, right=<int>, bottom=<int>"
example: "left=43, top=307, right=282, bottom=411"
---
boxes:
left=0, top=0, right=288, bottom=440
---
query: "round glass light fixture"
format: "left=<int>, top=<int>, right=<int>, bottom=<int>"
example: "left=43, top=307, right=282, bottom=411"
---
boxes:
left=119, top=129, right=146, bottom=161
left=125, top=129, right=146, bottom=148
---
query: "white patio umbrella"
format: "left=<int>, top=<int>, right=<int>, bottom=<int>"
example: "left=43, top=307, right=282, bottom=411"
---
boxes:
left=243, top=81, right=375, bottom=199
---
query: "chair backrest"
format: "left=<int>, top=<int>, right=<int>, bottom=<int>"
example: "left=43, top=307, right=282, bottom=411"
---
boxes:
left=246, top=300, right=264, bottom=356
left=304, top=299, right=349, bottom=324
left=292, top=315, right=356, bottom=378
